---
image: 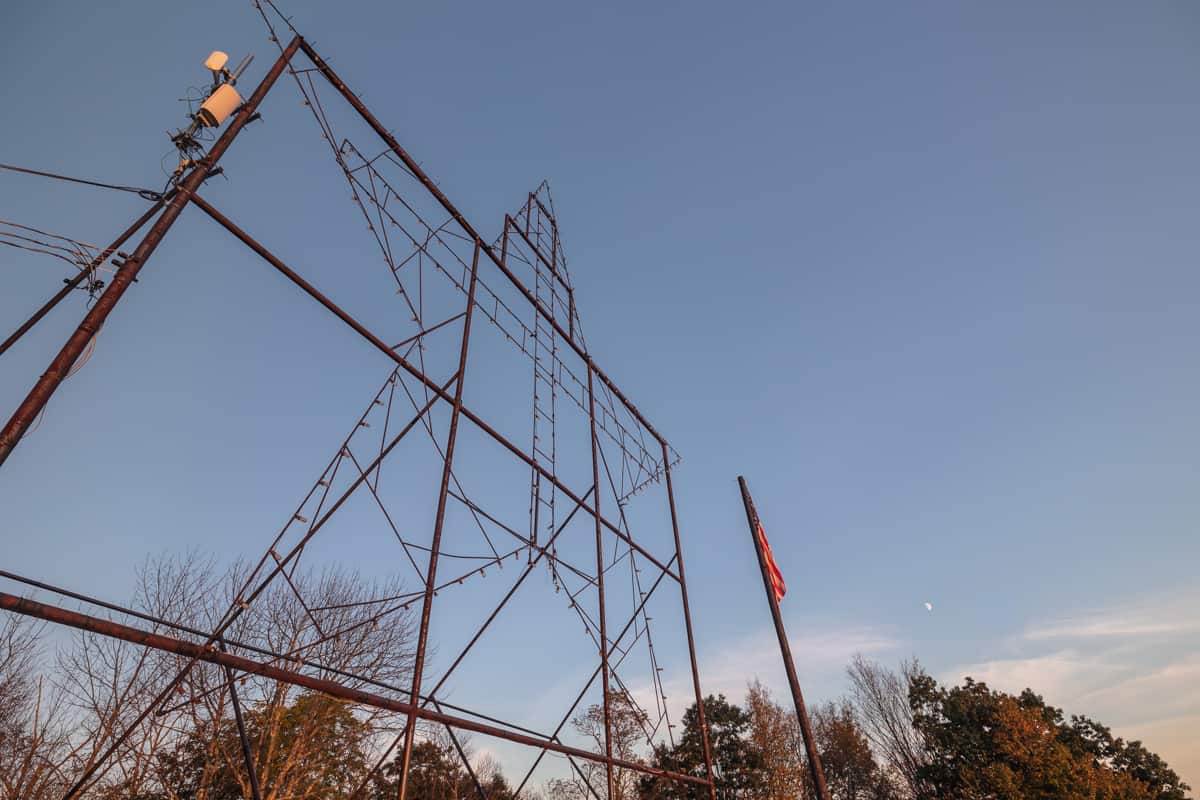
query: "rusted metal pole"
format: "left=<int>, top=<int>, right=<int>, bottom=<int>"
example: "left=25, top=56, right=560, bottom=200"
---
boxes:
left=0, top=193, right=172, bottom=359
left=221, top=646, right=263, bottom=800
left=587, top=362, right=616, bottom=800
left=0, top=38, right=299, bottom=470
left=0, top=592, right=710, bottom=788
left=662, top=448, right=718, bottom=800
left=737, top=476, right=830, bottom=800
left=397, top=241, right=481, bottom=800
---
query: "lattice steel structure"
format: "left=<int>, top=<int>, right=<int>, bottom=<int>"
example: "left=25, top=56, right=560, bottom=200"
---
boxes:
left=0, top=9, right=718, bottom=800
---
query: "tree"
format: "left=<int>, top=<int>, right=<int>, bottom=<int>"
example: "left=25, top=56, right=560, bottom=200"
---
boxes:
left=1061, top=713, right=1190, bottom=800
left=372, top=728, right=515, bottom=800
left=146, top=691, right=371, bottom=800
left=745, top=680, right=805, bottom=800
left=909, top=674, right=1193, bottom=800
left=845, top=656, right=927, bottom=800
left=3, top=553, right=417, bottom=800
left=746, top=680, right=896, bottom=800
left=548, top=690, right=651, bottom=800
left=808, top=701, right=896, bottom=800
left=640, top=695, right=766, bottom=800
left=0, top=614, right=74, bottom=800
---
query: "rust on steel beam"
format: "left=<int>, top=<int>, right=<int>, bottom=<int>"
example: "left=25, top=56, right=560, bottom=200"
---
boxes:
left=397, top=241, right=481, bottom=800
left=188, top=193, right=679, bottom=583
left=0, top=592, right=710, bottom=789
left=587, top=362, right=616, bottom=800
left=0, top=192, right=174, bottom=359
left=295, top=38, right=669, bottom=451
left=662, top=445, right=718, bottom=800
left=0, top=37, right=301, bottom=470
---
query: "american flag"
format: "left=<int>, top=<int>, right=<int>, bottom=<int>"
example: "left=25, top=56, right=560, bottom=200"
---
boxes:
left=757, top=522, right=786, bottom=603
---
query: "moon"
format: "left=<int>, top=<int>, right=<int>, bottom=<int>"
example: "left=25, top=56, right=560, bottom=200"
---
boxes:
left=924, top=601, right=934, bottom=612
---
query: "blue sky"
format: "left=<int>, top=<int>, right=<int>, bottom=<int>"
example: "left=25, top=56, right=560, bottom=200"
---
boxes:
left=2, top=0, right=1199, bottom=788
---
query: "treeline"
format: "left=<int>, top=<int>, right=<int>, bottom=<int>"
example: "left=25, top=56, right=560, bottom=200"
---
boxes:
left=0, top=555, right=1192, bottom=800
left=630, top=657, right=1192, bottom=800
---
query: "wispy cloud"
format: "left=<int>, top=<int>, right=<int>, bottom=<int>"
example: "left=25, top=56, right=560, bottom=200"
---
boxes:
left=1077, top=654, right=1200, bottom=712
left=1024, top=604, right=1200, bottom=642
left=942, top=650, right=1129, bottom=703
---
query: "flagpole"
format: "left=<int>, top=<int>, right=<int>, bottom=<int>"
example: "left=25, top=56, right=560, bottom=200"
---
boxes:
left=738, top=475, right=831, bottom=800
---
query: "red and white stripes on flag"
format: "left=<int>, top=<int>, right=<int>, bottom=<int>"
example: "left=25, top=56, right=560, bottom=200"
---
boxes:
left=757, top=522, right=787, bottom=603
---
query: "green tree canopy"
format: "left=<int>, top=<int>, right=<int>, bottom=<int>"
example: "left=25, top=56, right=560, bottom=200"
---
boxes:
left=640, top=694, right=766, bottom=800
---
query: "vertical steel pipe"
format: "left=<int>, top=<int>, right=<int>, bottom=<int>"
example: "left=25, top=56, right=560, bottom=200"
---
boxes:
left=662, top=447, right=718, bottom=800
left=587, top=362, right=615, bottom=800
left=397, top=242, right=482, bottom=800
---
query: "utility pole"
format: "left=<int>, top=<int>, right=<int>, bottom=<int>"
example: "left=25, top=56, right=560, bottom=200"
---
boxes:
left=0, top=37, right=300, bottom=469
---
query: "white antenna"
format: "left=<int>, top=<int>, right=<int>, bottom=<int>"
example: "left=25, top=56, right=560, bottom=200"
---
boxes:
left=203, top=51, right=229, bottom=73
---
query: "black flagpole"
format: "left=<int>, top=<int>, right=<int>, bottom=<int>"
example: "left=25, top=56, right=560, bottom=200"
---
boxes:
left=738, top=475, right=831, bottom=800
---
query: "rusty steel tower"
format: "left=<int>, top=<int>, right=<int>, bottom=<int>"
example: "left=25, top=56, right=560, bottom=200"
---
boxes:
left=0, top=5, right=719, bottom=800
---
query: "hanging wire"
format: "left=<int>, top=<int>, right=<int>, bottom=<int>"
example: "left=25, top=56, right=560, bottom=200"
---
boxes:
left=0, top=162, right=163, bottom=201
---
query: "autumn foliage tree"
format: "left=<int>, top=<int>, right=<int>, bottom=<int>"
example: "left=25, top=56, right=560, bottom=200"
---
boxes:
left=808, top=701, right=895, bottom=800
left=745, top=680, right=806, bottom=800
left=746, top=680, right=893, bottom=800
left=909, top=674, right=1192, bottom=800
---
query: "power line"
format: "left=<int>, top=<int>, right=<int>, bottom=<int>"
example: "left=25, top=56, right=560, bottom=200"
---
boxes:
left=0, top=161, right=163, bottom=201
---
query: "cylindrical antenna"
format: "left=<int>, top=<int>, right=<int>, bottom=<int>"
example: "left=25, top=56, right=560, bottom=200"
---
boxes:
left=231, top=54, right=254, bottom=84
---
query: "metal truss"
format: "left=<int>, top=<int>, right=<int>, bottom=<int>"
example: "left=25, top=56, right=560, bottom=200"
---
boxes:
left=0, top=8, right=717, bottom=800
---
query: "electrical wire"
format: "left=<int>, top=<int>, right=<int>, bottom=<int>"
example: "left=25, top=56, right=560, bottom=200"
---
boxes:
left=0, top=162, right=164, bottom=201
left=18, top=332, right=99, bottom=441
left=65, top=332, right=99, bottom=379
left=0, top=219, right=98, bottom=272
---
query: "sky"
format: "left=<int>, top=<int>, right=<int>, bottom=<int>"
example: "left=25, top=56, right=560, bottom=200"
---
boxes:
left=2, top=0, right=1199, bottom=789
